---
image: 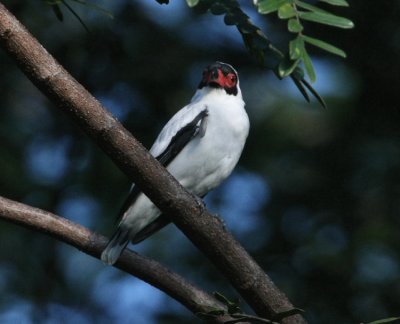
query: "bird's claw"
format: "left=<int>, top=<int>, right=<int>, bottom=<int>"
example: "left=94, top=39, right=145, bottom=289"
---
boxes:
left=192, top=194, right=206, bottom=211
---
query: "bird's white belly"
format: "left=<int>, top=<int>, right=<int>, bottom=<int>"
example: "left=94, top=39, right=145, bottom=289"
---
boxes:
left=167, top=122, right=245, bottom=196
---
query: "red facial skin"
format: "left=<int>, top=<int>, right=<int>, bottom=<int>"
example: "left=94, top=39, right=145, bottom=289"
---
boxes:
left=203, top=69, right=237, bottom=89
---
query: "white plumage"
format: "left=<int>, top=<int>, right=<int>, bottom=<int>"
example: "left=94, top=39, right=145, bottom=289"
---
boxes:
left=101, top=62, right=249, bottom=265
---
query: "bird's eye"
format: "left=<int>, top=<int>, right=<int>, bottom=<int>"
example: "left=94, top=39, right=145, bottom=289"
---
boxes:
left=227, top=73, right=236, bottom=85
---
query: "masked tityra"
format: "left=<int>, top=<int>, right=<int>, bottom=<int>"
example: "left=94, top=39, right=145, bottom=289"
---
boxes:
left=101, top=62, right=250, bottom=265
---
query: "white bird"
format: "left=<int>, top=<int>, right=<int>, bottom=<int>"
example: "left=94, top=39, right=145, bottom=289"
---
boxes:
left=101, top=62, right=250, bottom=265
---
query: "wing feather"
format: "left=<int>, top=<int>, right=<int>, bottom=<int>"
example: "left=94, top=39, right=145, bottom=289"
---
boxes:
left=115, top=105, right=209, bottom=240
left=156, top=108, right=208, bottom=165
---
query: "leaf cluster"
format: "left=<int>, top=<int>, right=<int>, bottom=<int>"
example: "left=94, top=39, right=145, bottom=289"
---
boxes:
left=255, top=0, right=353, bottom=83
left=185, top=0, right=353, bottom=106
left=43, top=0, right=353, bottom=106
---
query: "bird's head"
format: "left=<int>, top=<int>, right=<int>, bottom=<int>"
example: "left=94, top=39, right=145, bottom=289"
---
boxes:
left=198, top=62, right=239, bottom=96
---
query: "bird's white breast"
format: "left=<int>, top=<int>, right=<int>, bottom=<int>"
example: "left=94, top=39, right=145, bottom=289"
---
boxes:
left=121, top=87, right=249, bottom=233
left=166, top=88, right=249, bottom=196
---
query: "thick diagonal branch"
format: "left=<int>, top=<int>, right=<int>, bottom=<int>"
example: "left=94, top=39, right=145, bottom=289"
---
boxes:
left=0, top=3, right=305, bottom=323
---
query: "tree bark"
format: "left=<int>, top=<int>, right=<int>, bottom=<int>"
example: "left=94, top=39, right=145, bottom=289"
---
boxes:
left=0, top=3, right=305, bottom=323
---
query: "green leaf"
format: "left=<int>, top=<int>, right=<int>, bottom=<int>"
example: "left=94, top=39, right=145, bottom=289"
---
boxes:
left=299, top=11, right=354, bottom=28
left=186, top=0, right=199, bottom=7
left=301, top=46, right=316, bottom=82
left=302, top=35, right=346, bottom=57
left=257, top=0, right=287, bottom=14
left=278, top=3, right=296, bottom=19
left=319, top=0, right=349, bottom=6
left=367, top=317, right=400, bottom=324
left=295, top=0, right=330, bottom=14
left=279, top=57, right=300, bottom=78
left=288, top=18, right=303, bottom=32
left=289, top=36, right=304, bottom=60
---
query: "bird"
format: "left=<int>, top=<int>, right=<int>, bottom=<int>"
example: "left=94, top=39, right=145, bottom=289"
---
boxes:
left=101, top=62, right=250, bottom=265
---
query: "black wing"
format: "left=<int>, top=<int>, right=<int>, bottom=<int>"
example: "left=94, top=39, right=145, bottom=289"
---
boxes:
left=116, top=108, right=209, bottom=242
left=156, top=108, right=208, bottom=165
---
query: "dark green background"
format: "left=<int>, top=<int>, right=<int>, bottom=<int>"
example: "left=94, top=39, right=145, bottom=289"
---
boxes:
left=0, top=1, right=399, bottom=323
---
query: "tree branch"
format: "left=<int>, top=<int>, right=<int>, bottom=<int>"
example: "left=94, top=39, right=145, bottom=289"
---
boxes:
left=0, top=3, right=305, bottom=323
left=0, top=195, right=237, bottom=323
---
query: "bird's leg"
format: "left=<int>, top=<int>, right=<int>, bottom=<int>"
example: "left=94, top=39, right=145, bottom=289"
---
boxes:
left=192, top=193, right=206, bottom=211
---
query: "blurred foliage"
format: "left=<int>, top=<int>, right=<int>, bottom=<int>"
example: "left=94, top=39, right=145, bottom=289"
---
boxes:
left=44, top=0, right=354, bottom=107
left=188, top=0, right=353, bottom=85
left=1, top=0, right=400, bottom=323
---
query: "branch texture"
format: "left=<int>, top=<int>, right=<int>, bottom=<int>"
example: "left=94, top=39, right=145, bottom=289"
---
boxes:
left=0, top=3, right=305, bottom=323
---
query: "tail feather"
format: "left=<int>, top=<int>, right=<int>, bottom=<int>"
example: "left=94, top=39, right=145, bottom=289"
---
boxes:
left=101, top=227, right=130, bottom=265
left=131, top=215, right=170, bottom=244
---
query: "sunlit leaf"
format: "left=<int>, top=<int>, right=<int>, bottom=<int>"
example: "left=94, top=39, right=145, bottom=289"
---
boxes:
left=319, top=0, right=349, bottom=6
left=257, top=0, right=287, bottom=14
left=288, top=18, right=303, bottom=32
left=295, top=0, right=330, bottom=14
left=302, top=35, right=346, bottom=57
left=299, top=11, right=354, bottom=28
left=186, top=0, right=200, bottom=7
left=278, top=57, right=300, bottom=78
left=278, top=3, right=296, bottom=19
left=289, top=36, right=304, bottom=60
left=301, top=46, right=316, bottom=82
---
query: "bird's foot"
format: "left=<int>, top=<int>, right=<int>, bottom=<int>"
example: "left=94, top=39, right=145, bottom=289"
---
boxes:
left=192, top=194, right=206, bottom=211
